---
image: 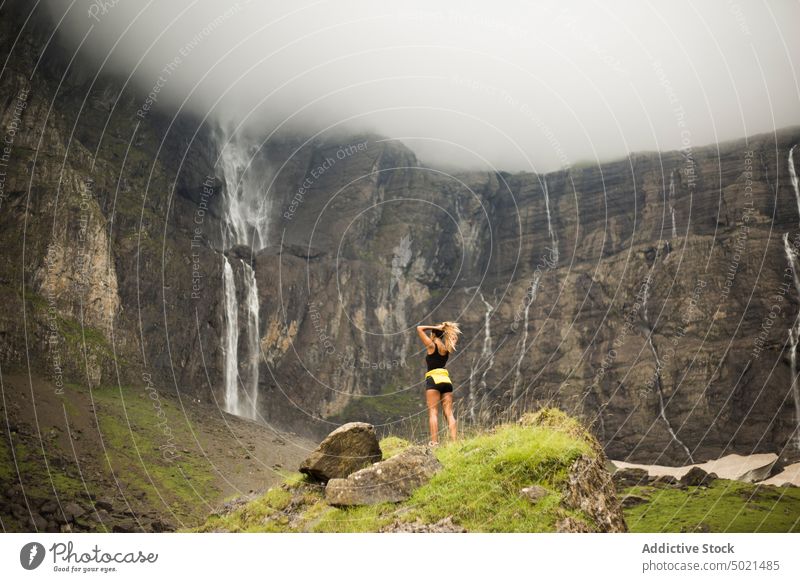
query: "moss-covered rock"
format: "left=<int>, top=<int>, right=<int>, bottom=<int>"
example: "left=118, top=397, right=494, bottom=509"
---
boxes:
left=299, top=422, right=382, bottom=482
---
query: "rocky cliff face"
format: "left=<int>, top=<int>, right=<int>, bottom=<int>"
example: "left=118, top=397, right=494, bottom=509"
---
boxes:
left=2, top=1, right=799, bottom=467
left=250, top=125, right=800, bottom=467
left=0, top=0, right=224, bottom=392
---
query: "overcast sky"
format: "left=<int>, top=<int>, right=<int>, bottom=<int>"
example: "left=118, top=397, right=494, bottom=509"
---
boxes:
left=45, top=0, right=800, bottom=173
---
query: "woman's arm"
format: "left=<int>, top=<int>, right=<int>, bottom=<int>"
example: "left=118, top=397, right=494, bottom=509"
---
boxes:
left=416, top=325, right=440, bottom=348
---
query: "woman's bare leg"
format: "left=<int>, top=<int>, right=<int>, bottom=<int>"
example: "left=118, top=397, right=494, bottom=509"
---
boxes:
left=426, top=389, right=441, bottom=444
left=442, top=392, right=457, bottom=441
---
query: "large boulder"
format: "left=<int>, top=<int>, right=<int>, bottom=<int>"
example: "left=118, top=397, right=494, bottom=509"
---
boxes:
left=325, top=445, right=442, bottom=506
left=679, top=466, right=716, bottom=487
left=299, top=422, right=382, bottom=482
left=612, top=467, right=650, bottom=487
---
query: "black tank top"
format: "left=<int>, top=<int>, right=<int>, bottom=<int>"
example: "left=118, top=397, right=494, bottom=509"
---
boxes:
left=426, top=341, right=449, bottom=371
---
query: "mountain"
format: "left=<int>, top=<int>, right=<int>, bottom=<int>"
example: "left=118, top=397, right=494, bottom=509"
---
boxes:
left=1, top=0, right=799, bottom=488
left=248, top=123, right=800, bottom=468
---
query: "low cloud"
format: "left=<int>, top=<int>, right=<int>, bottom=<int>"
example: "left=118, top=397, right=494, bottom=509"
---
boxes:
left=46, top=0, right=800, bottom=172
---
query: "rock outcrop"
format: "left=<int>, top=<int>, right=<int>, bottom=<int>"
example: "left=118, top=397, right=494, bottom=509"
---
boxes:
left=612, top=467, right=651, bottom=487
left=612, top=453, right=779, bottom=484
left=325, top=445, right=442, bottom=506
left=522, top=408, right=628, bottom=532
left=679, top=467, right=717, bottom=487
left=520, top=485, right=548, bottom=504
left=562, top=454, right=628, bottom=533
left=380, top=516, right=465, bottom=533
left=299, top=422, right=382, bottom=482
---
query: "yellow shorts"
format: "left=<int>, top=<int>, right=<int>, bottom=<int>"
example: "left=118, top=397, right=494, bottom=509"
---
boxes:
left=425, top=368, right=452, bottom=389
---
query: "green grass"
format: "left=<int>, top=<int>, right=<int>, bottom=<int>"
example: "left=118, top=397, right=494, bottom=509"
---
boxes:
left=402, top=424, right=592, bottom=532
left=57, top=317, right=114, bottom=359
left=195, top=479, right=321, bottom=533
left=311, top=500, right=396, bottom=532
left=379, top=436, right=412, bottom=459
left=1, top=379, right=222, bottom=530
left=19, top=289, right=117, bottom=368
left=622, top=480, right=800, bottom=533
left=89, top=384, right=218, bottom=514
left=2, top=439, right=87, bottom=498
left=190, top=409, right=599, bottom=532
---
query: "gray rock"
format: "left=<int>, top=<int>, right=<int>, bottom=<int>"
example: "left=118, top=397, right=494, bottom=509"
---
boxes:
left=10, top=503, right=27, bottom=519
left=300, top=422, right=382, bottom=482
left=652, top=475, right=680, bottom=487
left=112, top=519, right=137, bottom=533
left=28, top=512, right=48, bottom=531
left=63, top=502, right=86, bottom=521
left=39, top=499, right=58, bottom=514
left=520, top=485, right=549, bottom=504
left=380, top=516, right=466, bottom=533
left=612, top=467, right=650, bottom=487
left=325, top=445, right=442, bottom=506
left=54, top=511, right=69, bottom=525
left=679, top=466, right=716, bottom=486
left=555, top=516, right=594, bottom=533
left=621, top=494, right=649, bottom=508
left=94, top=499, right=114, bottom=511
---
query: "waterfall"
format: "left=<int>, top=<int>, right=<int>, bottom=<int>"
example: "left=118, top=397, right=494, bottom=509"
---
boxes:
left=243, top=261, right=260, bottom=419
left=216, top=128, right=272, bottom=419
left=468, top=291, right=495, bottom=422
left=512, top=274, right=539, bottom=403
left=220, top=254, right=262, bottom=420
left=641, top=279, right=694, bottom=461
left=785, top=145, right=800, bottom=449
left=789, top=145, right=800, bottom=219
left=218, top=131, right=274, bottom=249
left=669, top=171, right=677, bottom=239
left=542, top=177, right=559, bottom=264
left=222, top=256, right=241, bottom=416
left=455, top=196, right=482, bottom=270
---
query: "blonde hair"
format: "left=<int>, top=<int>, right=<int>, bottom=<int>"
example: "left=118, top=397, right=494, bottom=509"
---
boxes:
left=438, top=321, right=462, bottom=353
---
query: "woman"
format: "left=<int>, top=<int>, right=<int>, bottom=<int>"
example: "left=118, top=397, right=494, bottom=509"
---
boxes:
left=415, top=321, right=462, bottom=446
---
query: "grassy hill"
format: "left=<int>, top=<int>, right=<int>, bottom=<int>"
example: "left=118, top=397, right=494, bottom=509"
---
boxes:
left=189, top=408, right=626, bottom=533
left=190, top=406, right=800, bottom=534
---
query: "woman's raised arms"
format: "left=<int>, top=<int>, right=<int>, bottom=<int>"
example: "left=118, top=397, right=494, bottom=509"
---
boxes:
left=416, top=324, right=442, bottom=349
